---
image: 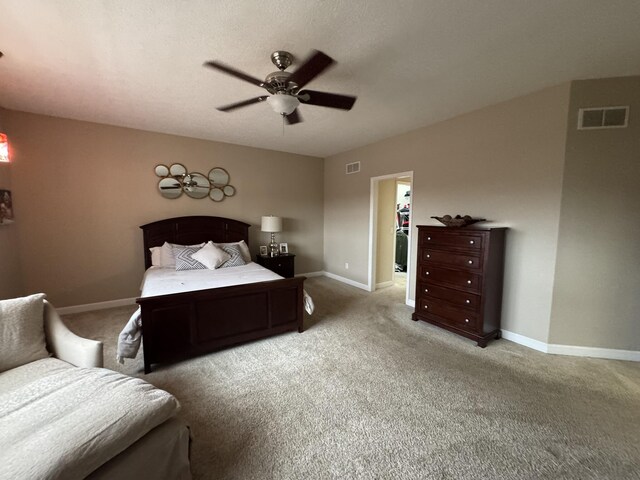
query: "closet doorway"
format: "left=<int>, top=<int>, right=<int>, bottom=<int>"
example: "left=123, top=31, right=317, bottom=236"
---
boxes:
left=368, top=171, right=413, bottom=305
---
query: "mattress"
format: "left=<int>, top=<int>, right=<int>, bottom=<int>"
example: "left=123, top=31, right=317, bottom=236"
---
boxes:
left=140, top=262, right=283, bottom=298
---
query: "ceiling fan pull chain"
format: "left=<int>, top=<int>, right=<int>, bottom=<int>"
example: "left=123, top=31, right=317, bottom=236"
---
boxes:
left=282, top=114, right=285, bottom=136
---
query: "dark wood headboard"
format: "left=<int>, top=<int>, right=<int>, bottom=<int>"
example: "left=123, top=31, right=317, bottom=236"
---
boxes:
left=140, top=216, right=251, bottom=269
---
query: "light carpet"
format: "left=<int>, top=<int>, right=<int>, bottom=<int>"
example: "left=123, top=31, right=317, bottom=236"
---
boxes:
left=63, top=276, right=640, bottom=480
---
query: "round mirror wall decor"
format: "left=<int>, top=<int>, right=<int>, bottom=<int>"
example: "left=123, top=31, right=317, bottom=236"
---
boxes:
left=184, top=173, right=210, bottom=199
left=154, top=164, right=236, bottom=201
left=169, top=163, right=187, bottom=177
left=158, top=177, right=183, bottom=199
left=154, top=164, right=170, bottom=177
left=208, top=167, right=230, bottom=187
left=210, top=188, right=224, bottom=202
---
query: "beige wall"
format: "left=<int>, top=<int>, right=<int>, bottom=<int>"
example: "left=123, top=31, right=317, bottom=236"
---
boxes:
left=375, top=178, right=396, bottom=285
left=3, top=110, right=323, bottom=307
left=324, top=84, right=571, bottom=342
left=549, top=76, right=640, bottom=350
left=0, top=108, right=23, bottom=299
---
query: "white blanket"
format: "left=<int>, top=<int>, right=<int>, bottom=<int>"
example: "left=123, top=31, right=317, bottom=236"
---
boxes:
left=117, top=263, right=314, bottom=363
left=0, top=358, right=180, bottom=479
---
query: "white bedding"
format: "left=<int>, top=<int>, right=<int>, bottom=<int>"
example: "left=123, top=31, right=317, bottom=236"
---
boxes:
left=0, top=358, right=180, bottom=479
left=117, top=263, right=314, bottom=363
left=141, top=262, right=284, bottom=297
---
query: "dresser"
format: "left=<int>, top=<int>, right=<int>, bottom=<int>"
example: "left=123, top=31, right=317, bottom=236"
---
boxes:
left=412, top=226, right=506, bottom=347
left=255, top=254, right=295, bottom=278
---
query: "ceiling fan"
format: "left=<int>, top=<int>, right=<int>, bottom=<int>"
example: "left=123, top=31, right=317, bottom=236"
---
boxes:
left=203, top=50, right=357, bottom=125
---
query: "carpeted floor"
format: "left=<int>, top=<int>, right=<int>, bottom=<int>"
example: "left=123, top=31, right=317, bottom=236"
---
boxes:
left=63, top=276, right=640, bottom=480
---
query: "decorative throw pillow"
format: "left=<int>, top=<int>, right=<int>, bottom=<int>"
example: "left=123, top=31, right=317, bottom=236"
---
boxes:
left=161, top=241, right=205, bottom=268
left=214, top=240, right=251, bottom=263
left=0, top=293, right=49, bottom=372
left=191, top=242, right=231, bottom=270
left=174, top=245, right=208, bottom=271
left=149, top=246, right=162, bottom=267
left=218, top=244, right=247, bottom=269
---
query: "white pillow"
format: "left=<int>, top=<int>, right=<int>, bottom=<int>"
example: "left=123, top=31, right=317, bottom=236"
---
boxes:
left=191, top=242, right=232, bottom=270
left=159, top=241, right=205, bottom=268
left=0, top=293, right=49, bottom=372
left=149, top=246, right=162, bottom=267
left=213, top=240, right=251, bottom=263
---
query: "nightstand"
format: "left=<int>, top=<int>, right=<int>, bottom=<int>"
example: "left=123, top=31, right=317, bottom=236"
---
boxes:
left=256, top=254, right=295, bottom=278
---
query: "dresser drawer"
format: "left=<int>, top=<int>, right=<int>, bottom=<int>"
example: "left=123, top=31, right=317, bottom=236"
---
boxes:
left=420, top=249, right=482, bottom=271
left=418, top=265, right=482, bottom=293
left=418, top=299, right=479, bottom=330
left=420, top=230, right=484, bottom=251
left=418, top=282, right=480, bottom=311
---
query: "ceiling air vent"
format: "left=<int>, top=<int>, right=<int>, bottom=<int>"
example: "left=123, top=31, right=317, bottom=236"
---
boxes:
left=346, top=161, right=360, bottom=175
left=578, top=106, right=629, bottom=130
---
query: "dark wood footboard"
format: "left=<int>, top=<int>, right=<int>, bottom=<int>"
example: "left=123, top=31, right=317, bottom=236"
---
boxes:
left=137, top=276, right=305, bottom=373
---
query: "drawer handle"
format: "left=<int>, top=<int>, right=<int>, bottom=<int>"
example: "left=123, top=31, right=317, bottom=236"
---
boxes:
left=278, top=264, right=282, bottom=267
left=465, top=299, right=470, bottom=304
left=426, top=254, right=430, bottom=258
left=425, top=271, right=430, bottom=275
left=468, top=260, right=473, bottom=264
left=427, top=236, right=431, bottom=240
left=424, top=289, right=429, bottom=293
left=424, top=305, right=428, bottom=309
left=467, top=280, right=472, bottom=284
left=465, top=318, right=470, bottom=323
left=469, top=240, right=475, bottom=244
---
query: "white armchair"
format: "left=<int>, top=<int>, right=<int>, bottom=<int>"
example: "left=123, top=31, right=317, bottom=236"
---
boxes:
left=43, top=300, right=103, bottom=368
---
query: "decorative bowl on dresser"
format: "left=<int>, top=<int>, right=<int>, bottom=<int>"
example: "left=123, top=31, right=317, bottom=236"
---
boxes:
left=412, top=225, right=507, bottom=347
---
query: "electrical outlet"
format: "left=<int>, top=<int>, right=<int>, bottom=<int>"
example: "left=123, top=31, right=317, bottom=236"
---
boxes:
left=345, top=262, right=349, bottom=269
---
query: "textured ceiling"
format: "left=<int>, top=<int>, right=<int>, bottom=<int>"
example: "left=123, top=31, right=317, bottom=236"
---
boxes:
left=1, top=1, right=639, bottom=158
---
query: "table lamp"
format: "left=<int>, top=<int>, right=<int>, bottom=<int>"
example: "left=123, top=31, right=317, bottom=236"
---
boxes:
left=261, top=215, right=282, bottom=257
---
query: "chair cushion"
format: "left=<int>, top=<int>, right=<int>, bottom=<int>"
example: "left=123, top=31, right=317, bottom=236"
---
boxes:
left=0, top=293, right=49, bottom=372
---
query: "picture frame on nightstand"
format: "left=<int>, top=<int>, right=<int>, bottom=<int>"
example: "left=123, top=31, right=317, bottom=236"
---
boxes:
left=279, top=243, right=288, bottom=254
left=259, top=245, right=268, bottom=256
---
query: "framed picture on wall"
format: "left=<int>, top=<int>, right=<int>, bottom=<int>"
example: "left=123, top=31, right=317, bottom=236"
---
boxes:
left=279, top=243, right=288, bottom=254
left=259, top=245, right=268, bottom=256
left=0, top=190, right=14, bottom=225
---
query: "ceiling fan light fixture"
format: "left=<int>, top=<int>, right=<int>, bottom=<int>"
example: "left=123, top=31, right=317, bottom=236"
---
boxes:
left=266, top=94, right=300, bottom=116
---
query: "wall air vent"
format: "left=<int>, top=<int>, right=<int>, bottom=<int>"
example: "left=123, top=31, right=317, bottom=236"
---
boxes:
left=345, top=161, right=361, bottom=174
left=578, top=106, right=629, bottom=130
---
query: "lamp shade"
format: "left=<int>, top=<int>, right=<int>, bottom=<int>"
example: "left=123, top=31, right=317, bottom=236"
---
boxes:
left=261, top=215, right=282, bottom=233
left=266, top=94, right=300, bottom=115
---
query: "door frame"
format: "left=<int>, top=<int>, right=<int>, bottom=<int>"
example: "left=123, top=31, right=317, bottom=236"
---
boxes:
left=368, top=171, right=413, bottom=305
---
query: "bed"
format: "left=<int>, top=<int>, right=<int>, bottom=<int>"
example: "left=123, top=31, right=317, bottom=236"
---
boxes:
left=133, top=216, right=307, bottom=373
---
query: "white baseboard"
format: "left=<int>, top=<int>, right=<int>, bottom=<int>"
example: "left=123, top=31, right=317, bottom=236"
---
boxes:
left=57, top=297, right=137, bottom=315
left=547, top=344, right=640, bottom=362
left=501, top=329, right=549, bottom=353
left=406, top=299, right=415, bottom=308
left=376, top=281, right=394, bottom=289
left=322, top=271, right=370, bottom=291
left=501, top=329, right=639, bottom=362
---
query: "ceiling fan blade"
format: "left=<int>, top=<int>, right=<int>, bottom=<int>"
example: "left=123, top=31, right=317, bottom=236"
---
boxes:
left=285, top=109, right=303, bottom=125
left=203, top=60, right=265, bottom=88
left=217, top=96, right=269, bottom=112
left=287, top=50, right=334, bottom=89
left=160, top=185, right=182, bottom=189
left=298, top=90, right=357, bottom=110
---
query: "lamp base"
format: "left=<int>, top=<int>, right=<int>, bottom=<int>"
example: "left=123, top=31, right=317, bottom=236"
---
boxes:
left=269, top=233, right=279, bottom=257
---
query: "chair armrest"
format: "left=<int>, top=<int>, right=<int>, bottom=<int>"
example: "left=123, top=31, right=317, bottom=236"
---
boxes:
left=43, top=301, right=104, bottom=368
